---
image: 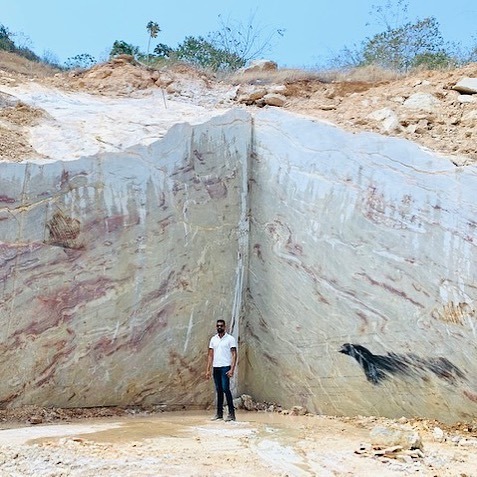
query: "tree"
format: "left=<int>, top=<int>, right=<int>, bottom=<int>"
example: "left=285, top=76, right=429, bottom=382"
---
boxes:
left=209, top=12, right=284, bottom=66
left=175, top=36, right=246, bottom=71
left=65, top=53, right=97, bottom=70
left=325, top=44, right=364, bottom=69
left=454, top=36, right=477, bottom=65
left=362, top=16, right=448, bottom=71
left=172, top=12, right=284, bottom=71
left=0, top=24, right=16, bottom=52
left=153, top=43, right=173, bottom=59
left=146, top=21, right=160, bottom=59
left=326, top=0, right=460, bottom=72
left=366, top=0, right=410, bottom=32
left=42, top=49, right=62, bottom=67
left=410, top=51, right=456, bottom=70
left=0, top=23, right=40, bottom=61
left=109, top=40, right=140, bottom=58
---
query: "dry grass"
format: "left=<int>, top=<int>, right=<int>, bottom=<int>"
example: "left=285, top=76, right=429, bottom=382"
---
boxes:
left=225, top=68, right=327, bottom=85
left=223, top=65, right=405, bottom=87
left=317, top=65, right=403, bottom=83
left=0, top=50, right=60, bottom=78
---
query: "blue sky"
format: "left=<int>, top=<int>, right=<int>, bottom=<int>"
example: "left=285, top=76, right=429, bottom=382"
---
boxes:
left=1, top=0, right=476, bottom=67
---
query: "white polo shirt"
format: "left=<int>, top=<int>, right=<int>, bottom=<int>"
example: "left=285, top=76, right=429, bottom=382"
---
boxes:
left=209, top=333, right=237, bottom=367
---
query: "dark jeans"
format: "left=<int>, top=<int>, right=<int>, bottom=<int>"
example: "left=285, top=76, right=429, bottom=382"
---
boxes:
left=213, top=366, right=234, bottom=417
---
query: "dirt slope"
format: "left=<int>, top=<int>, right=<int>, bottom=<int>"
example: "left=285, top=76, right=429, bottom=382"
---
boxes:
left=283, top=64, right=477, bottom=165
left=1, top=54, right=477, bottom=163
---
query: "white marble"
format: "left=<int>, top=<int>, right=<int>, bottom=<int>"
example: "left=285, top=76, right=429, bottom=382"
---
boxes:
left=245, top=109, right=477, bottom=422
left=1, top=99, right=477, bottom=422
left=0, top=82, right=225, bottom=162
left=0, top=109, right=250, bottom=408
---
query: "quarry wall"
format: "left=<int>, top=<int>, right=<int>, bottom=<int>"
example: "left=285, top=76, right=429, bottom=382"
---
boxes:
left=0, top=110, right=250, bottom=409
left=1, top=107, right=477, bottom=422
left=245, top=109, right=477, bottom=423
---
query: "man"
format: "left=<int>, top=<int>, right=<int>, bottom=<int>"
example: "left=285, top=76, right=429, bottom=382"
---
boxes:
left=206, top=319, right=237, bottom=421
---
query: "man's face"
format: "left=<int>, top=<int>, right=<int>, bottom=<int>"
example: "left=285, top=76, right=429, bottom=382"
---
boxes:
left=216, top=322, right=225, bottom=333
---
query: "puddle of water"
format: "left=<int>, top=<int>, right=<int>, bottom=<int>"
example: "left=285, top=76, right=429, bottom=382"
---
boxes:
left=69, top=419, right=187, bottom=443
left=0, top=410, right=317, bottom=447
left=30, top=412, right=205, bottom=445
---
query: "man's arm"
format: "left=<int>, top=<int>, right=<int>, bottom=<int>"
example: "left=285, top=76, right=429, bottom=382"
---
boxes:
left=205, top=348, right=213, bottom=379
left=227, top=347, right=237, bottom=378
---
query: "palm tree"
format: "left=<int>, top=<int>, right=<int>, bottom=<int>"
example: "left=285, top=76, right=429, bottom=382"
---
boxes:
left=146, top=21, right=161, bottom=60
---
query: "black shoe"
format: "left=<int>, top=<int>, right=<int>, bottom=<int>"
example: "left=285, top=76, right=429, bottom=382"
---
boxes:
left=225, top=414, right=236, bottom=421
left=211, top=414, right=223, bottom=421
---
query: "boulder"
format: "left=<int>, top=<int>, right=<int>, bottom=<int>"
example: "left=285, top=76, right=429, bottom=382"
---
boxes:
left=402, top=93, right=440, bottom=112
left=433, top=426, right=445, bottom=442
left=461, top=109, right=477, bottom=126
left=236, top=86, right=268, bottom=104
left=233, top=396, right=243, bottom=409
left=457, top=94, right=477, bottom=104
left=290, top=405, right=307, bottom=416
left=370, top=424, right=423, bottom=450
left=452, top=77, right=477, bottom=94
left=267, top=84, right=290, bottom=96
left=243, top=60, right=278, bottom=73
left=261, top=93, right=287, bottom=107
left=367, top=108, right=400, bottom=133
left=241, top=394, right=255, bottom=411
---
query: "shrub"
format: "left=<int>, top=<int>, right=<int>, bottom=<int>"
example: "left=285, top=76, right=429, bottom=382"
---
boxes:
left=110, top=40, right=140, bottom=58
left=361, top=17, right=448, bottom=72
left=175, top=36, right=245, bottom=71
left=65, top=53, right=97, bottom=69
left=410, top=51, right=457, bottom=70
left=0, top=24, right=15, bottom=52
left=153, top=43, right=174, bottom=59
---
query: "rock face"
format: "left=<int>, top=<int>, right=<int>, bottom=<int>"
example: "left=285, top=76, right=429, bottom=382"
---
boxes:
left=243, top=109, right=477, bottom=423
left=1, top=105, right=477, bottom=423
left=0, top=109, right=251, bottom=408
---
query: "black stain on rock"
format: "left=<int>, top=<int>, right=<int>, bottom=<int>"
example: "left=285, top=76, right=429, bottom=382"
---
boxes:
left=339, top=343, right=465, bottom=385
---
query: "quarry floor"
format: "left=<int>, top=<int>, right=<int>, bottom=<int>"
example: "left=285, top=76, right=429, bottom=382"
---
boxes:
left=0, top=411, right=476, bottom=476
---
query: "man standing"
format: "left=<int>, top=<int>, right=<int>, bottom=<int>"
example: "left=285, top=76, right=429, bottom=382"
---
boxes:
left=206, top=319, right=237, bottom=421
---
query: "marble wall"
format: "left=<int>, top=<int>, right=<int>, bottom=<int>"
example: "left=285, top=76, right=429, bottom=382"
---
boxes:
left=0, top=110, right=250, bottom=408
left=2, top=106, right=477, bottom=422
left=244, top=109, right=477, bottom=422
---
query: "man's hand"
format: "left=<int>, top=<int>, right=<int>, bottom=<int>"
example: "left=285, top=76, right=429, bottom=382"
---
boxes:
left=205, top=370, right=211, bottom=380
left=226, top=369, right=234, bottom=378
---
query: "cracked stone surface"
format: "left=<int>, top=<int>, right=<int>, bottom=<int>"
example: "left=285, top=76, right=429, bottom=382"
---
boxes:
left=244, top=109, right=477, bottom=422
left=1, top=84, right=477, bottom=422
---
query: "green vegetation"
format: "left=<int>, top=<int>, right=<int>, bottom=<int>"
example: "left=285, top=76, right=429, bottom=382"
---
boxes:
left=146, top=21, right=160, bottom=60
left=327, top=0, right=475, bottom=72
left=64, top=53, right=96, bottom=70
left=361, top=16, right=454, bottom=71
left=108, top=14, right=284, bottom=72
left=0, top=23, right=41, bottom=62
left=110, top=40, right=140, bottom=58
left=1, top=3, right=476, bottom=74
left=174, top=36, right=245, bottom=70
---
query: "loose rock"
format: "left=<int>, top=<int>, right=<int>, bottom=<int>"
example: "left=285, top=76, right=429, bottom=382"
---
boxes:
left=370, top=424, right=423, bottom=450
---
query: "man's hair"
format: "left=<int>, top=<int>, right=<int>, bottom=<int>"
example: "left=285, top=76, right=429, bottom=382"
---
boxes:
left=216, top=319, right=225, bottom=326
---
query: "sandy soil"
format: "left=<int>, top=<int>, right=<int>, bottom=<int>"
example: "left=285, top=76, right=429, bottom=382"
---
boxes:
left=1, top=410, right=477, bottom=476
